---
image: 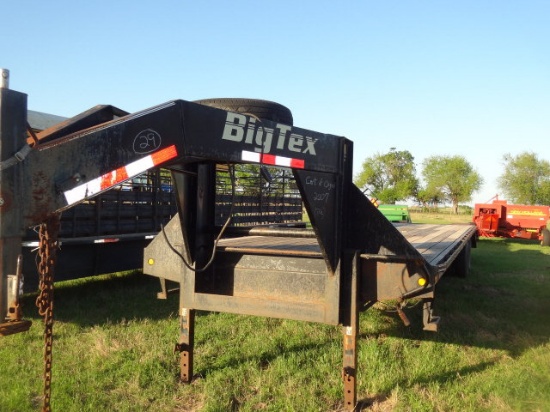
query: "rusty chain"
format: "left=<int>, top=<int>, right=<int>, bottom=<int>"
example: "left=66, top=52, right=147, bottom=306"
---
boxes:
left=35, top=215, right=60, bottom=412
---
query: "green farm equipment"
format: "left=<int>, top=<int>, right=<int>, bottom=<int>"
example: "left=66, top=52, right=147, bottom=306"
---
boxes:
left=378, top=204, right=412, bottom=223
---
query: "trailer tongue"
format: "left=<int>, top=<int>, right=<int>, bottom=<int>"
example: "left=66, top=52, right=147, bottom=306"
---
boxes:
left=0, top=73, right=476, bottom=410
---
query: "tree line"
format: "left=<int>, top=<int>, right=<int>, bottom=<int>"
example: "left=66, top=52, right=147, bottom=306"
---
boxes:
left=354, top=149, right=550, bottom=214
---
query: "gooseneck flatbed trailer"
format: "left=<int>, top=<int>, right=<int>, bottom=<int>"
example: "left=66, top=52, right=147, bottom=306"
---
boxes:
left=0, top=70, right=476, bottom=410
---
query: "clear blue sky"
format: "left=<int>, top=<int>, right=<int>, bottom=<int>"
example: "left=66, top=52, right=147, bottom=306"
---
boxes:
left=2, top=1, right=549, bottom=205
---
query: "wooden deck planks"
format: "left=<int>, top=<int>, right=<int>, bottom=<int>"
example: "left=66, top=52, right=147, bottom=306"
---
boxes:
left=218, top=236, right=322, bottom=255
left=218, top=223, right=475, bottom=267
left=396, top=224, right=475, bottom=266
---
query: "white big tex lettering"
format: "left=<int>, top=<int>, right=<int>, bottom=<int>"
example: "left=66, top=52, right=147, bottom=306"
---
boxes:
left=221, top=112, right=318, bottom=155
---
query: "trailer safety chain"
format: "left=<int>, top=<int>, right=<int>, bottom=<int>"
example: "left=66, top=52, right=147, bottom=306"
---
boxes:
left=35, top=215, right=60, bottom=412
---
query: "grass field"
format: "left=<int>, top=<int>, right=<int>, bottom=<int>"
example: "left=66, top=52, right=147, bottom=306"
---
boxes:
left=1, top=214, right=549, bottom=411
left=409, top=210, right=473, bottom=225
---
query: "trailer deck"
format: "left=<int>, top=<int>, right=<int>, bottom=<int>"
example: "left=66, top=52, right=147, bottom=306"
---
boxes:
left=217, top=223, right=475, bottom=266
left=213, top=222, right=477, bottom=305
left=145, top=211, right=477, bottom=326
left=396, top=223, right=476, bottom=270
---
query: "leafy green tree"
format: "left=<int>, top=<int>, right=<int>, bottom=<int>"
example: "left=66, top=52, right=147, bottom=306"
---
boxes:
left=497, top=152, right=550, bottom=205
left=414, top=186, right=444, bottom=210
left=422, top=155, right=483, bottom=214
left=355, top=148, right=418, bottom=204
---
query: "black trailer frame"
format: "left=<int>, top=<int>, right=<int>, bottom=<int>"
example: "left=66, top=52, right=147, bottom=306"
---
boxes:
left=0, top=76, right=476, bottom=410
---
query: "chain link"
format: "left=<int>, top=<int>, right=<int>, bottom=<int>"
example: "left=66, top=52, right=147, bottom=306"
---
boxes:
left=35, top=215, right=60, bottom=412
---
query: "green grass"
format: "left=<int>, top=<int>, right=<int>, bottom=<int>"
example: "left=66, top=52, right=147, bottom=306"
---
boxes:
left=409, top=210, right=473, bottom=225
left=1, top=224, right=549, bottom=411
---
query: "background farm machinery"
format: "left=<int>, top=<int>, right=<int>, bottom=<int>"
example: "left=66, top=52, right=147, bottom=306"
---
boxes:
left=473, top=197, right=550, bottom=246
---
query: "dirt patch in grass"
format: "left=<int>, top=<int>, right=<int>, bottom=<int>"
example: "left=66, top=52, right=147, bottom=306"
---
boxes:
left=363, top=391, right=398, bottom=412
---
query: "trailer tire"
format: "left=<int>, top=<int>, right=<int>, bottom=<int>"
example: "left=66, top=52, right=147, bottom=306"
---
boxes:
left=193, top=98, right=293, bottom=125
left=448, top=240, right=471, bottom=278
left=542, top=228, right=550, bottom=247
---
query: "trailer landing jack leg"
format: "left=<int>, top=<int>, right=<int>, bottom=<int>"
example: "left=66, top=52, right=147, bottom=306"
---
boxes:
left=1, top=255, right=32, bottom=336
left=343, top=325, right=358, bottom=411
left=342, top=252, right=360, bottom=411
left=175, top=307, right=195, bottom=382
left=422, top=298, right=440, bottom=332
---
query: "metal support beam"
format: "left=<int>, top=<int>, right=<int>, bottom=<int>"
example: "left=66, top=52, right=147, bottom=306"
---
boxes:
left=176, top=163, right=214, bottom=382
left=342, top=252, right=359, bottom=411
left=195, top=163, right=216, bottom=273
left=0, top=82, right=27, bottom=324
left=176, top=307, right=195, bottom=382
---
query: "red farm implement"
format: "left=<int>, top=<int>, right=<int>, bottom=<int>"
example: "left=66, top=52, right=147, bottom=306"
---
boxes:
left=473, top=197, right=550, bottom=245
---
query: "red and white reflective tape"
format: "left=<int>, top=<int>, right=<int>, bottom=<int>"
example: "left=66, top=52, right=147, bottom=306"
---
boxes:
left=93, top=238, right=119, bottom=244
left=241, top=150, right=305, bottom=169
left=64, top=145, right=178, bottom=205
